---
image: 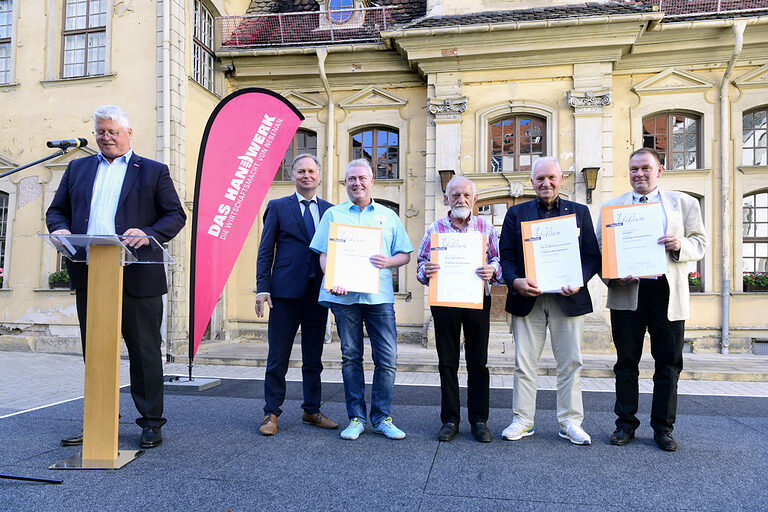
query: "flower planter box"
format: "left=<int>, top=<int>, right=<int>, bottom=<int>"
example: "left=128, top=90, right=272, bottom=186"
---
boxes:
left=689, top=284, right=702, bottom=293
left=745, top=284, right=768, bottom=292
left=49, top=281, right=70, bottom=289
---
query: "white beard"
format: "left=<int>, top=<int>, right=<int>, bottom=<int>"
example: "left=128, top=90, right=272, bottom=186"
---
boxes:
left=451, top=206, right=471, bottom=220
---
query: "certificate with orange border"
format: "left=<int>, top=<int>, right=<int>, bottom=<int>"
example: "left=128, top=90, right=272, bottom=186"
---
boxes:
left=601, top=203, right=666, bottom=279
left=324, top=223, right=382, bottom=294
left=428, top=231, right=486, bottom=309
left=521, top=214, right=583, bottom=293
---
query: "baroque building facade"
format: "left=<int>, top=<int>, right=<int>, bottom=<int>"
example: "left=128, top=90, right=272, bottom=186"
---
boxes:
left=1, top=0, right=767, bottom=358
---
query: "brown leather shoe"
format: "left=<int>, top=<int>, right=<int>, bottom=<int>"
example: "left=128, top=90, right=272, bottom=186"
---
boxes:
left=259, top=414, right=277, bottom=436
left=302, top=411, right=339, bottom=430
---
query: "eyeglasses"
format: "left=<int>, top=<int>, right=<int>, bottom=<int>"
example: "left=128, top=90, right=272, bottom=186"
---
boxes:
left=93, top=129, right=123, bottom=139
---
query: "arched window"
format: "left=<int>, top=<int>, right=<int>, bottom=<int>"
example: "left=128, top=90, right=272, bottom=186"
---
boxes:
left=488, top=116, right=545, bottom=173
left=351, top=127, right=399, bottom=179
left=278, top=129, right=317, bottom=181
left=642, top=113, right=700, bottom=170
left=743, top=191, right=768, bottom=286
left=328, top=0, right=354, bottom=23
left=743, top=107, right=767, bottom=166
left=0, top=191, right=7, bottom=287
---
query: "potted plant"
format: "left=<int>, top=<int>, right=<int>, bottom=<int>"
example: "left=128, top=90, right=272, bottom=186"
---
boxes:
left=743, top=271, right=768, bottom=292
left=0, top=267, right=4, bottom=288
left=49, top=269, right=70, bottom=289
left=688, top=271, right=702, bottom=293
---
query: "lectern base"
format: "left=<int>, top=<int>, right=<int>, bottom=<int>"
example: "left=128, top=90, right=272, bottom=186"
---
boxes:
left=50, top=450, right=144, bottom=470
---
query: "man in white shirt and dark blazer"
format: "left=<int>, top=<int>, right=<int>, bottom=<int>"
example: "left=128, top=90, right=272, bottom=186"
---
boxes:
left=596, top=147, right=707, bottom=451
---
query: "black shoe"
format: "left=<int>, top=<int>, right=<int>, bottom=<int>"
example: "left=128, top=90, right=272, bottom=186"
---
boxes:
left=140, top=427, right=163, bottom=449
left=610, top=427, right=635, bottom=446
left=654, top=431, right=677, bottom=452
left=471, top=422, right=492, bottom=443
left=437, top=422, right=458, bottom=442
left=61, top=431, right=83, bottom=446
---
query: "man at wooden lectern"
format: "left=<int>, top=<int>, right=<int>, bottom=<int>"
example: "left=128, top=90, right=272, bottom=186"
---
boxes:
left=46, top=105, right=186, bottom=449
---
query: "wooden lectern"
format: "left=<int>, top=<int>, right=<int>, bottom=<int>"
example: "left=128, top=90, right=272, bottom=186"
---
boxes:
left=40, top=234, right=173, bottom=470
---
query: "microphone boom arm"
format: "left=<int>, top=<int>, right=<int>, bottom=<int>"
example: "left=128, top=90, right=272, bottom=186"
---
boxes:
left=0, top=148, right=68, bottom=180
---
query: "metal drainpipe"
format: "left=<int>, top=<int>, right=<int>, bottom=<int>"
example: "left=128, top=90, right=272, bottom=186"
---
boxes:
left=162, top=0, right=173, bottom=359
left=316, top=48, right=335, bottom=202
left=719, top=20, right=746, bottom=355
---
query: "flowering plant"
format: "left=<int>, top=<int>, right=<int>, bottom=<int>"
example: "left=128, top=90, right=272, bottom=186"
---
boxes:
left=688, top=272, right=701, bottom=287
left=743, top=272, right=768, bottom=287
left=0, top=267, right=4, bottom=288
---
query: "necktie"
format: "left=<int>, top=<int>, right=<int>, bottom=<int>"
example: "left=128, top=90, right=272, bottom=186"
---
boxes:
left=639, top=195, right=648, bottom=203
left=301, top=199, right=315, bottom=239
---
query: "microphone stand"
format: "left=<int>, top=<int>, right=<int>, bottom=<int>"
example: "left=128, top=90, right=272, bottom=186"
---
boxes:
left=0, top=148, right=68, bottom=180
left=0, top=147, right=70, bottom=484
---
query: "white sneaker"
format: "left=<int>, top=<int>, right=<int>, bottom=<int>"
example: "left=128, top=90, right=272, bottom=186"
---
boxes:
left=340, top=418, right=365, bottom=440
left=559, top=423, right=591, bottom=445
left=501, top=421, right=535, bottom=441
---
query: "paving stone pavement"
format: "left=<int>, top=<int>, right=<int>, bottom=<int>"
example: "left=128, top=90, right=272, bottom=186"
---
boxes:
left=2, top=351, right=768, bottom=419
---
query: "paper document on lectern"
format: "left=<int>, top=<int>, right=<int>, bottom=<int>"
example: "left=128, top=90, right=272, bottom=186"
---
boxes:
left=601, top=203, right=667, bottom=279
left=324, top=223, right=382, bottom=294
left=521, top=214, right=583, bottom=293
left=428, top=231, right=485, bottom=309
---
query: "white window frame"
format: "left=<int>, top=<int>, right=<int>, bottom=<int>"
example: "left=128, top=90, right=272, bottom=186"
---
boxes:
left=193, top=0, right=215, bottom=93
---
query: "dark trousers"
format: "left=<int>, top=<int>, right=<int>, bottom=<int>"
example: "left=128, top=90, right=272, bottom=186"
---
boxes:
left=75, top=288, right=166, bottom=429
left=264, top=278, right=328, bottom=417
left=430, top=295, right=491, bottom=425
left=610, top=276, right=685, bottom=433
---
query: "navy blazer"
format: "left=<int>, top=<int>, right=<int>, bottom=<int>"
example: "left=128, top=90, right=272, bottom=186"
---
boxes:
left=499, top=198, right=601, bottom=317
left=46, top=153, right=186, bottom=296
left=256, top=194, right=332, bottom=299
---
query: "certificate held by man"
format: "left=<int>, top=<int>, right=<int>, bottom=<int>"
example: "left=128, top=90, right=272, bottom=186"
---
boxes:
left=428, top=231, right=486, bottom=309
left=521, top=214, right=584, bottom=293
left=324, top=222, right=382, bottom=294
left=601, top=202, right=667, bottom=278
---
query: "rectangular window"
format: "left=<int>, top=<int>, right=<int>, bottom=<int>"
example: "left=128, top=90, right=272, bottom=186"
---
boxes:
left=0, top=192, right=8, bottom=285
left=62, top=0, right=106, bottom=78
left=0, top=0, right=12, bottom=84
left=193, top=0, right=215, bottom=92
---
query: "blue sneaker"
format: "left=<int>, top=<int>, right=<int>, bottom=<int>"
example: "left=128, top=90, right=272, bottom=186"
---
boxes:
left=373, top=417, right=406, bottom=440
left=340, top=418, right=365, bottom=440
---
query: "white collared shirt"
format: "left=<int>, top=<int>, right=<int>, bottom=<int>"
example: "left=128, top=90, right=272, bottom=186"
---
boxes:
left=295, top=191, right=319, bottom=228
left=87, top=149, right=133, bottom=235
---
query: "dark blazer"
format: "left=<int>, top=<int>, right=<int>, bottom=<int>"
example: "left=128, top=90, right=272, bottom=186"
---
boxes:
left=500, top=198, right=601, bottom=317
left=46, top=153, right=186, bottom=296
left=256, top=194, right=332, bottom=299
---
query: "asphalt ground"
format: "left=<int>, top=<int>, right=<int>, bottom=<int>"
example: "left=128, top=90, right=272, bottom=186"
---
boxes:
left=2, top=374, right=767, bottom=511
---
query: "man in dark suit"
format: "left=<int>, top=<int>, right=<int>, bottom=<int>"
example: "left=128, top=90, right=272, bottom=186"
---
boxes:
left=255, top=153, right=338, bottom=436
left=46, top=105, right=186, bottom=449
left=499, top=157, right=600, bottom=445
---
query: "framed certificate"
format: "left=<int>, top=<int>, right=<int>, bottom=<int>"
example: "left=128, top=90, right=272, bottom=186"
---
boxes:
left=428, top=231, right=486, bottom=309
left=324, top=223, right=382, bottom=294
left=601, top=203, right=667, bottom=279
left=521, top=214, right=584, bottom=293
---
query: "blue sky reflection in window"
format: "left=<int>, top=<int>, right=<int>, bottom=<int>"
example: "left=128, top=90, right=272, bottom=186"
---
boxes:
left=329, top=0, right=353, bottom=22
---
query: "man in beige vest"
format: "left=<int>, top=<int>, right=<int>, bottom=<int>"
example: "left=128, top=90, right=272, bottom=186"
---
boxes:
left=596, top=148, right=707, bottom=451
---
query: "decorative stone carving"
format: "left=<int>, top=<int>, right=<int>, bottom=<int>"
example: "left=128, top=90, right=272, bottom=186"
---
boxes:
left=428, top=97, right=467, bottom=120
left=567, top=90, right=611, bottom=114
left=509, top=181, right=524, bottom=198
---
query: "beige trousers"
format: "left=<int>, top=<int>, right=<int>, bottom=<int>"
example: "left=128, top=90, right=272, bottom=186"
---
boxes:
left=511, top=295, right=585, bottom=427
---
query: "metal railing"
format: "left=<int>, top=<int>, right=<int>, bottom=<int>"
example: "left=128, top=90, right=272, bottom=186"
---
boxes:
left=217, top=7, right=394, bottom=50
left=649, top=0, right=768, bottom=16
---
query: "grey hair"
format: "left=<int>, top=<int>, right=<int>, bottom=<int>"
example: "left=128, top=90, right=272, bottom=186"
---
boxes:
left=531, top=156, right=562, bottom=179
left=291, top=153, right=320, bottom=174
left=345, top=158, right=373, bottom=178
left=93, top=105, right=131, bottom=129
left=445, top=175, right=477, bottom=196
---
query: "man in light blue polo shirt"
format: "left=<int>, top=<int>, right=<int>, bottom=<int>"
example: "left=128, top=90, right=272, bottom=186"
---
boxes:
left=310, top=159, right=413, bottom=440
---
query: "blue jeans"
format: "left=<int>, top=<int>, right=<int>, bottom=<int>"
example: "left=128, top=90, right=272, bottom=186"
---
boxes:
left=330, top=303, right=397, bottom=426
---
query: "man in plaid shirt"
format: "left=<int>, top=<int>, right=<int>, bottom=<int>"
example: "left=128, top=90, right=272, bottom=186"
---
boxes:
left=416, top=176, right=501, bottom=443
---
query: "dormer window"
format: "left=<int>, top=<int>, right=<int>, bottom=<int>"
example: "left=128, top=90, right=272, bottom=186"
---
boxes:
left=329, top=0, right=354, bottom=23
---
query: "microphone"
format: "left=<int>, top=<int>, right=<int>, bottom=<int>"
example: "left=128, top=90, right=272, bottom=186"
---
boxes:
left=46, top=138, right=88, bottom=149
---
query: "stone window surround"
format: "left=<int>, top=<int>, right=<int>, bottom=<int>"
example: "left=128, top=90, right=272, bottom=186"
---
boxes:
left=474, top=100, right=558, bottom=174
